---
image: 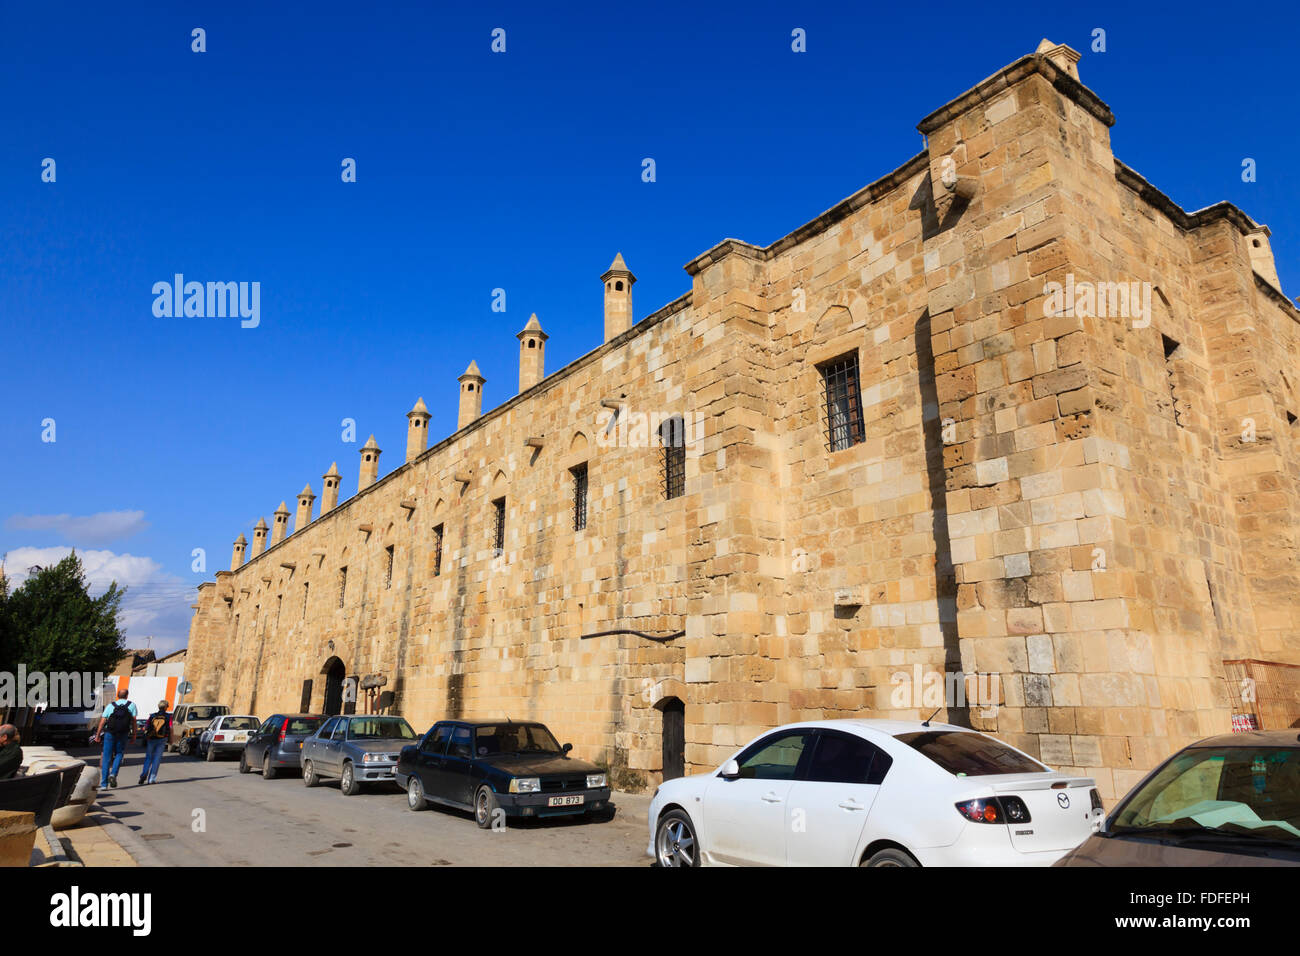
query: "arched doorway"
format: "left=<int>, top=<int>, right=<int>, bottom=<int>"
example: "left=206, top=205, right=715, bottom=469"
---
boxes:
left=660, top=697, right=685, bottom=781
left=322, top=657, right=346, bottom=716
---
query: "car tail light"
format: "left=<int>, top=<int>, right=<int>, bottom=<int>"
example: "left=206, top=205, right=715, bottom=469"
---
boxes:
left=1000, top=796, right=1031, bottom=823
left=955, top=797, right=1031, bottom=824
left=1090, top=788, right=1103, bottom=812
left=278, top=718, right=290, bottom=743
left=215, top=734, right=226, bottom=742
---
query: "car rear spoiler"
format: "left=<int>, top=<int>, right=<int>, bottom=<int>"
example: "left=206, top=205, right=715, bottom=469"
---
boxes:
left=990, top=775, right=1095, bottom=793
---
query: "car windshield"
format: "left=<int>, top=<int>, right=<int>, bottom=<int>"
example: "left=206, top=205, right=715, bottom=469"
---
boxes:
left=223, top=717, right=260, bottom=731
left=896, top=730, right=1045, bottom=776
left=1111, top=746, right=1300, bottom=844
left=474, top=723, right=562, bottom=756
left=346, top=717, right=416, bottom=740
left=187, top=707, right=227, bottom=722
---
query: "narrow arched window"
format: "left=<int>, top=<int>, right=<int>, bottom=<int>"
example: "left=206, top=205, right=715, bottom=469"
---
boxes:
left=659, top=416, right=686, bottom=500
left=571, top=463, right=589, bottom=530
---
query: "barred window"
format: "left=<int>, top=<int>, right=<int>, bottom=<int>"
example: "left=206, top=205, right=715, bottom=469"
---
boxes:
left=820, top=352, right=865, bottom=451
left=659, top=416, right=686, bottom=500
left=1162, top=334, right=1185, bottom=427
left=432, top=524, right=444, bottom=577
left=338, top=566, right=348, bottom=608
left=572, top=463, right=588, bottom=531
left=384, top=545, right=394, bottom=589
left=492, top=498, right=506, bottom=557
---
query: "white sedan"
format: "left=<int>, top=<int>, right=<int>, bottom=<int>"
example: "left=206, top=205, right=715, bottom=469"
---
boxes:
left=648, top=719, right=1103, bottom=866
left=197, top=714, right=261, bottom=761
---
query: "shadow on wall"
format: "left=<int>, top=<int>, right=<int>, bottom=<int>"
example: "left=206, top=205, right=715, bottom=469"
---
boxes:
left=914, top=307, right=969, bottom=728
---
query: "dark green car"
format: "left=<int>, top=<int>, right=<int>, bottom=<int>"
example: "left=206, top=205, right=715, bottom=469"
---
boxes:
left=395, top=719, right=613, bottom=828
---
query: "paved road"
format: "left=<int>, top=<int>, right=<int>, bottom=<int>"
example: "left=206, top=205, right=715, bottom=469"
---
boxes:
left=67, top=744, right=651, bottom=866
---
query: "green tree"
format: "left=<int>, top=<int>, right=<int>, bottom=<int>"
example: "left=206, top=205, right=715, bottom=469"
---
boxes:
left=0, top=568, right=11, bottom=676
left=0, top=552, right=127, bottom=676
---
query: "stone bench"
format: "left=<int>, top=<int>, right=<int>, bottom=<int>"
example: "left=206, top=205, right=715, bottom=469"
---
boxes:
left=0, top=810, right=37, bottom=867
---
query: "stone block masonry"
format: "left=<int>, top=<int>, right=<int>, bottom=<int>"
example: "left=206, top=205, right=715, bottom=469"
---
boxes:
left=188, top=41, right=1300, bottom=797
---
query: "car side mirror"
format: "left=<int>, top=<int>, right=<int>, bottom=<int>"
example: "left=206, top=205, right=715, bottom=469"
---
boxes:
left=562, top=742, right=573, bottom=755
left=720, top=759, right=740, bottom=780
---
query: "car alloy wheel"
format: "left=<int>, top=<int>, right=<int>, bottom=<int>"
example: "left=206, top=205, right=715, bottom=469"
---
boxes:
left=862, top=848, right=919, bottom=868
left=340, top=762, right=357, bottom=796
left=263, top=752, right=278, bottom=780
left=302, top=760, right=318, bottom=787
left=655, top=811, right=699, bottom=867
left=407, top=776, right=427, bottom=811
left=475, top=786, right=499, bottom=829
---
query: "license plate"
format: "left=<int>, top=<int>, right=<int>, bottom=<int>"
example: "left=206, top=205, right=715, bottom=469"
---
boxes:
left=234, top=732, right=248, bottom=742
left=547, top=795, right=584, bottom=807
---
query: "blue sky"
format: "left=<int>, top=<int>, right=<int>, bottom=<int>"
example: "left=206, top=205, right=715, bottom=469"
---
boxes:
left=2, top=1, right=1296, bottom=654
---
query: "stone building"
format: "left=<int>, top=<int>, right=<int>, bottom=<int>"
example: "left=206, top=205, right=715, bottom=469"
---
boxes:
left=186, top=41, right=1300, bottom=797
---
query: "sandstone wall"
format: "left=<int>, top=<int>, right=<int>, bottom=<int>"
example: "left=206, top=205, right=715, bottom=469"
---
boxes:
left=187, top=47, right=1299, bottom=796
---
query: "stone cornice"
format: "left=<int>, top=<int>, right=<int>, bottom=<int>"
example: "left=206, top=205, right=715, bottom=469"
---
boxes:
left=1113, top=161, right=1295, bottom=321
left=684, top=152, right=930, bottom=277
left=916, top=52, right=1115, bottom=135
left=231, top=289, right=695, bottom=578
left=1115, top=160, right=1260, bottom=235
left=1255, top=272, right=1300, bottom=322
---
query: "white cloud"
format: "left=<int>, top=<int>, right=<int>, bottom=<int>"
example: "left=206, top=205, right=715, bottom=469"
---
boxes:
left=2, top=546, right=193, bottom=657
left=6, top=510, right=149, bottom=546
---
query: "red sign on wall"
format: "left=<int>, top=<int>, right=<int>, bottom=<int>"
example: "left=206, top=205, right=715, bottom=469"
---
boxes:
left=1231, top=713, right=1259, bottom=733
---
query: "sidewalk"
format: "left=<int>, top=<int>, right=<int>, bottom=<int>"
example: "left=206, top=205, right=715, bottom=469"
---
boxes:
left=28, top=802, right=151, bottom=867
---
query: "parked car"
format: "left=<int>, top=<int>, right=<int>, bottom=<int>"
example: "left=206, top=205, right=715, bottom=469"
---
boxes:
left=34, top=707, right=95, bottom=747
left=196, top=715, right=261, bottom=761
left=395, top=719, right=612, bottom=828
left=1056, top=729, right=1300, bottom=866
left=300, top=715, right=418, bottom=794
left=648, top=719, right=1102, bottom=867
left=240, top=713, right=328, bottom=779
left=172, top=703, right=230, bottom=754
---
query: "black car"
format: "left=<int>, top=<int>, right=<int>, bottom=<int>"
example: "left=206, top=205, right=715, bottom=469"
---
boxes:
left=240, top=713, right=328, bottom=779
left=396, top=719, right=613, bottom=828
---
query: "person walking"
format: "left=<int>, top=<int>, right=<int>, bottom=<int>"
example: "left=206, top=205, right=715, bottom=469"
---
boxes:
left=139, top=700, right=172, bottom=784
left=94, top=688, right=137, bottom=788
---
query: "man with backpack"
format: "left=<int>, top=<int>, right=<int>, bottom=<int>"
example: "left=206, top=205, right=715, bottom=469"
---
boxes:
left=139, top=699, right=172, bottom=785
left=94, top=688, right=137, bottom=789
